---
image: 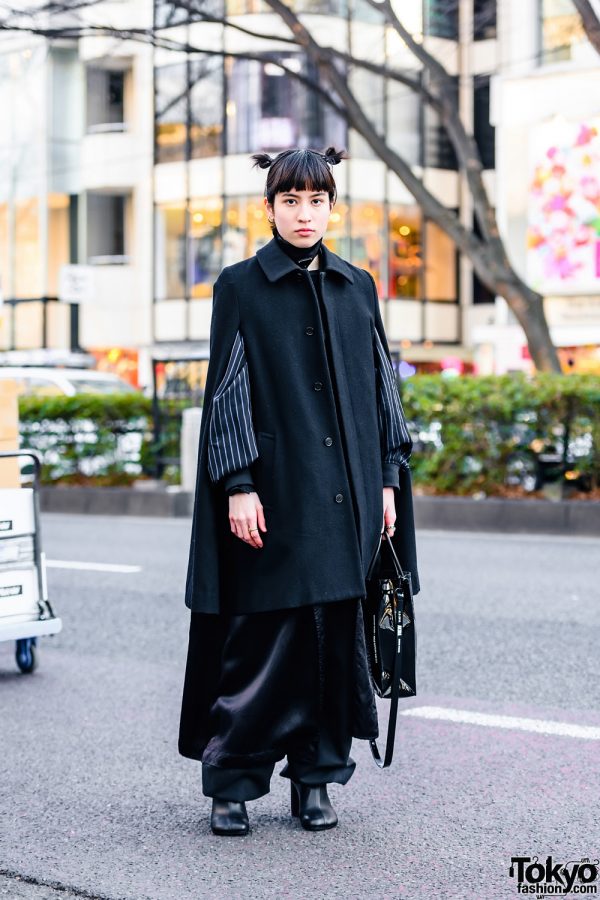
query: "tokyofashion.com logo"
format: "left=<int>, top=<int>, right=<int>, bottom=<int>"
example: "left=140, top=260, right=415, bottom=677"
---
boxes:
left=510, top=856, right=598, bottom=895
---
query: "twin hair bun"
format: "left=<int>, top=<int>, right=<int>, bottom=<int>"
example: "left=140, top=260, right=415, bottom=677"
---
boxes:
left=251, top=147, right=347, bottom=169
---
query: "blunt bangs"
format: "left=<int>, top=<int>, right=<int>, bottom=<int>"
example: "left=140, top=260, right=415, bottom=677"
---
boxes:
left=264, top=150, right=337, bottom=204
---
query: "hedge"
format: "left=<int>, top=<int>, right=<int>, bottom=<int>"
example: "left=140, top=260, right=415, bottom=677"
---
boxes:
left=17, top=394, right=156, bottom=485
left=16, top=373, right=600, bottom=494
left=399, top=372, right=599, bottom=495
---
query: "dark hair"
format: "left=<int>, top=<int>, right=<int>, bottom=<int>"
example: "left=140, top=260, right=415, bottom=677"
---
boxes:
left=250, top=147, right=348, bottom=207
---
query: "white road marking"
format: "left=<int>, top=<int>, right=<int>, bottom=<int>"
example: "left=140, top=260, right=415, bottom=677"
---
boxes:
left=400, top=706, right=600, bottom=740
left=419, top=530, right=600, bottom=546
left=46, top=560, right=141, bottom=574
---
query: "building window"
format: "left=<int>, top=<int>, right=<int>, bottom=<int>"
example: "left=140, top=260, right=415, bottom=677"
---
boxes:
left=349, top=66, right=385, bottom=161
left=223, top=198, right=271, bottom=264
left=473, top=0, right=497, bottom=40
left=540, top=0, right=586, bottom=64
left=155, top=203, right=186, bottom=300
left=48, top=194, right=71, bottom=296
left=190, top=57, right=223, bottom=159
left=15, top=199, right=42, bottom=299
left=155, top=63, right=187, bottom=164
left=155, top=0, right=190, bottom=26
left=324, top=201, right=350, bottom=261
left=87, top=193, right=128, bottom=263
left=155, top=56, right=223, bottom=163
left=155, top=0, right=224, bottom=23
left=225, top=0, right=348, bottom=12
left=423, top=76, right=458, bottom=170
left=14, top=301, right=44, bottom=350
left=387, top=74, right=421, bottom=167
left=226, top=0, right=268, bottom=12
left=389, top=206, right=422, bottom=299
left=86, top=66, right=127, bottom=133
left=472, top=271, right=495, bottom=303
left=424, top=220, right=457, bottom=302
left=424, top=0, right=458, bottom=39
left=474, top=75, right=495, bottom=169
left=0, top=203, right=9, bottom=300
left=155, top=200, right=224, bottom=300
left=351, top=0, right=384, bottom=23
left=226, top=54, right=347, bottom=154
left=189, top=199, right=222, bottom=299
left=351, top=201, right=384, bottom=292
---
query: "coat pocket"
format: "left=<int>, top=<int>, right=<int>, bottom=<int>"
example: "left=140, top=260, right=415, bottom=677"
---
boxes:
left=254, top=431, right=276, bottom=509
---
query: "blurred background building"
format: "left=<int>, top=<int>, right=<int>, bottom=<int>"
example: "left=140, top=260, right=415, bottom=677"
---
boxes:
left=0, top=0, right=598, bottom=389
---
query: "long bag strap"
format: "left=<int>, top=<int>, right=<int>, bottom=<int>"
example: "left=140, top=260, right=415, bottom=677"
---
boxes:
left=368, top=532, right=407, bottom=769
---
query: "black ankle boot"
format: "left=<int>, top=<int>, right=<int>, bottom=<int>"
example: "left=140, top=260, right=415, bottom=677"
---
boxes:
left=290, top=781, right=338, bottom=831
left=210, top=798, right=250, bottom=836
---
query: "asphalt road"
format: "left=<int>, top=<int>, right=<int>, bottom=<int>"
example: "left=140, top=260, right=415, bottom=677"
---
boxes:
left=0, top=514, right=598, bottom=900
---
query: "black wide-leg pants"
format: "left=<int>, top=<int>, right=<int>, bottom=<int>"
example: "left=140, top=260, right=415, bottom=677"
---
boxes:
left=179, top=598, right=372, bottom=802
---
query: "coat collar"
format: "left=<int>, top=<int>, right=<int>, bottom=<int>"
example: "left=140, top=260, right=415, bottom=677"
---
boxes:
left=256, top=236, right=355, bottom=284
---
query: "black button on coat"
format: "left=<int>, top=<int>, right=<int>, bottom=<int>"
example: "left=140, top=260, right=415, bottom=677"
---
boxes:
left=184, top=237, right=420, bottom=615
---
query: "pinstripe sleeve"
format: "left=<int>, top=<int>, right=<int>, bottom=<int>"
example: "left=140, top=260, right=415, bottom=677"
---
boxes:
left=366, top=270, right=413, bottom=484
left=374, top=328, right=412, bottom=473
left=207, top=329, right=259, bottom=484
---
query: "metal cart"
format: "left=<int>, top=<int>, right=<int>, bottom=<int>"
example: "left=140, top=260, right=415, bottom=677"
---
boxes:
left=0, top=450, right=62, bottom=673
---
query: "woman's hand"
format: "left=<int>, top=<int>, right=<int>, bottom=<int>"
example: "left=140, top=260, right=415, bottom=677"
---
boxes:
left=382, top=486, right=397, bottom=537
left=229, top=492, right=268, bottom=549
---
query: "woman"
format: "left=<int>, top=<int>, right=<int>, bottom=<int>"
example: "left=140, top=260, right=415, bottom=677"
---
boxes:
left=179, top=147, right=420, bottom=836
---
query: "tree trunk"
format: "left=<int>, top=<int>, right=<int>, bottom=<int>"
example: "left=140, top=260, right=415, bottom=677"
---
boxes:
left=496, top=281, right=561, bottom=372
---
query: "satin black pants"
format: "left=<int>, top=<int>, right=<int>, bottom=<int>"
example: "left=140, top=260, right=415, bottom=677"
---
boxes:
left=179, top=598, right=363, bottom=802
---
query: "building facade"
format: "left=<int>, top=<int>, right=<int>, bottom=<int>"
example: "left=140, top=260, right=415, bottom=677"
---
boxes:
left=0, top=0, right=504, bottom=386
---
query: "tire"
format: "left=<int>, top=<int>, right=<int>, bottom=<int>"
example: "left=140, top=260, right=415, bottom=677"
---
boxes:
left=16, top=640, right=38, bottom=674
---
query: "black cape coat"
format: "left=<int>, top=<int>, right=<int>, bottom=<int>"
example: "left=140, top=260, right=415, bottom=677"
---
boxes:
left=184, top=237, right=420, bottom=615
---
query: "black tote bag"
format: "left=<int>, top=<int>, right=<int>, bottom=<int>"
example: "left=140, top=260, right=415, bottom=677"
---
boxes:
left=362, top=531, right=417, bottom=768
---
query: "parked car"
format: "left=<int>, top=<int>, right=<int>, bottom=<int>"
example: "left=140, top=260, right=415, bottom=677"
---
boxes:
left=0, top=367, right=138, bottom=397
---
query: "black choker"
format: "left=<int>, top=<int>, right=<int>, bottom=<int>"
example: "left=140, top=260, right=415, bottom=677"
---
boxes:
left=274, top=231, right=322, bottom=269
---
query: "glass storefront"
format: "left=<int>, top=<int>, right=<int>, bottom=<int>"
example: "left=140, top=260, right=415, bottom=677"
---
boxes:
left=389, top=206, right=422, bottom=299
left=189, top=198, right=223, bottom=298
left=155, top=199, right=224, bottom=301
left=424, top=220, right=456, bottom=302
left=154, top=196, right=459, bottom=305
left=155, top=203, right=186, bottom=300
left=223, top=198, right=271, bottom=264
left=351, top=201, right=384, bottom=292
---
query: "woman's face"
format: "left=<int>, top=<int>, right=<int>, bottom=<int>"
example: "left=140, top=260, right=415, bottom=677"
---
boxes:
left=265, top=189, right=333, bottom=246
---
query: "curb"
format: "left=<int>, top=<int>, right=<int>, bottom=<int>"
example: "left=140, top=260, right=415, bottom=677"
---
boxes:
left=39, top=486, right=193, bottom=518
left=39, top=487, right=600, bottom=536
left=413, top=495, right=600, bottom=536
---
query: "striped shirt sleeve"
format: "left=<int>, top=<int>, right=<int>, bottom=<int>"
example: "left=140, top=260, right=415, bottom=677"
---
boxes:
left=374, top=328, right=412, bottom=473
left=207, top=329, right=259, bottom=484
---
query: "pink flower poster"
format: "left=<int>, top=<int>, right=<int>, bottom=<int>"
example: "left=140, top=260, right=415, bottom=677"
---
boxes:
left=527, top=119, right=600, bottom=294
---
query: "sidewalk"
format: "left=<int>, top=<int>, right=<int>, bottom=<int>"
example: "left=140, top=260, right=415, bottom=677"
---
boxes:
left=39, top=486, right=600, bottom=535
